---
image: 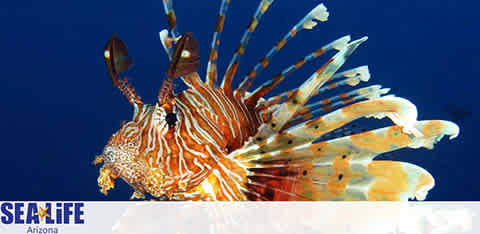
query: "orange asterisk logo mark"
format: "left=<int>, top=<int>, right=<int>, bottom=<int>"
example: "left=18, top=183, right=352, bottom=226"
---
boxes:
left=35, top=206, right=50, bottom=222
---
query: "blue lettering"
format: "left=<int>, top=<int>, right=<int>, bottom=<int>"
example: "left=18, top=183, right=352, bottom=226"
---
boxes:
left=26, top=203, right=39, bottom=224
left=1, top=203, right=13, bottom=224
left=63, top=203, right=73, bottom=224
left=45, top=203, right=54, bottom=224
left=74, top=203, right=84, bottom=224
left=55, top=203, right=62, bottom=224
left=0, top=202, right=87, bottom=225
left=14, top=203, right=24, bottom=224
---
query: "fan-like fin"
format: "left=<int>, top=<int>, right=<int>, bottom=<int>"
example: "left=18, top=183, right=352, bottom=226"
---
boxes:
left=241, top=120, right=459, bottom=201
left=254, top=65, right=371, bottom=118
left=239, top=37, right=368, bottom=153
left=292, top=85, right=389, bottom=124
left=235, top=95, right=419, bottom=160
left=245, top=161, right=434, bottom=201
left=248, top=120, right=459, bottom=164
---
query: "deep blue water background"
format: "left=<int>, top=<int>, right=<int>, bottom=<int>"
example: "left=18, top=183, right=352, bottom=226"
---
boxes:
left=0, top=0, right=477, bottom=200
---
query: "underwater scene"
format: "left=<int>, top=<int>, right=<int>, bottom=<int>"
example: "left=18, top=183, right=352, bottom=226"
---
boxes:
left=0, top=0, right=477, bottom=201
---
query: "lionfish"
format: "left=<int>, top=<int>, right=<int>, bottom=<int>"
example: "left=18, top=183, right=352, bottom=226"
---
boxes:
left=95, top=0, right=459, bottom=201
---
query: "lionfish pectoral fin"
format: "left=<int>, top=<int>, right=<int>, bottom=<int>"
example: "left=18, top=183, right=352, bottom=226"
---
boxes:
left=246, top=37, right=368, bottom=148
left=239, top=120, right=458, bottom=201
left=244, top=161, right=434, bottom=201
left=236, top=91, right=407, bottom=162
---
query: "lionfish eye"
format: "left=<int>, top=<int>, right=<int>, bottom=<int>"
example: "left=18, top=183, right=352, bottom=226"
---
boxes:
left=166, top=112, right=177, bottom=127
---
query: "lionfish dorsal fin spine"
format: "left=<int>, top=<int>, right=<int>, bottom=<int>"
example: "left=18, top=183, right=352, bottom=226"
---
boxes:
left=162, top=0, right=180, bottom=38
left=205, top=0, right=232, bottom=88
left=159, top=0, right=181, bottom=60
left=246, top=37, right=367, bottom=149
left=221, top=0, right=275, bottom=96
left=254, top=63, right=368, bottom=114
left=235, top=3, right=330, bottom=99
left=243, top=35, right=351, bottom=107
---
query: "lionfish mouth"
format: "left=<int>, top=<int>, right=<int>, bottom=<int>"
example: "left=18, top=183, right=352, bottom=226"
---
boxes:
left=95, top=148, right=171, bottom=199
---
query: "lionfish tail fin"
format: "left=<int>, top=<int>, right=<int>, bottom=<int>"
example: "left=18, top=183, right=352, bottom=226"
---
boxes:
left=236, top=120, right=458, bottom=201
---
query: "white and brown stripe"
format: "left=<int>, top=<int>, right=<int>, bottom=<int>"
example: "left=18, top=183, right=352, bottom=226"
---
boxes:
left=99, top=73, right=262, bottom=200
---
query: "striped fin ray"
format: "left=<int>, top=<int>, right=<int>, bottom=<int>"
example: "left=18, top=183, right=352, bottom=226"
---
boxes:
left=221, top=0, right=275, bottom=96
left=158, top=2, right=204, bottom=89
left=314, top=65, right=371, bottom=96
left=162, top=0, right=180, bottom=37
left=159, top=0, right=181, bottom=59
left=242, top=37, right=368, bottom=152
left=288, top=85, right=391, bottom=127
left=255, top=84, right=385, bottom=128
left=235, top=3, right=330, bottom=99
left=256, top=65, right=371, bottom=114
left=234, top=95, right=418, bottom=160
left=244, top=35, right=351, bottom=108
left=205, top=0, right=232, bottom=87
left=242, top=120, right=459, bottom=201
left=245, top=160, right=433, bottom=201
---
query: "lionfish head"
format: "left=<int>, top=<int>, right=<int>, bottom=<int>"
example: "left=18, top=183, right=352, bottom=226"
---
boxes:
left=94, top=121, right=170, bottom=200
left=96, top=30, right=199, bottom=200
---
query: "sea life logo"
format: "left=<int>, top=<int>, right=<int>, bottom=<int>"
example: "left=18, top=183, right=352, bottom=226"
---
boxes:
left=0, top=202, right=85, bottom=233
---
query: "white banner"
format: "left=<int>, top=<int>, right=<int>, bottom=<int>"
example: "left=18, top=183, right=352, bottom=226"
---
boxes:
left=0, top=202, right=476, bottom=234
